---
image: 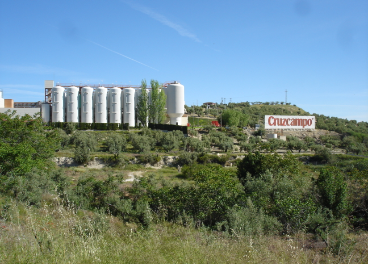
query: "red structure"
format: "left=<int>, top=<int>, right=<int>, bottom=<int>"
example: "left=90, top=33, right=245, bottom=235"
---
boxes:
left=211, top=121, right=220, bottom=127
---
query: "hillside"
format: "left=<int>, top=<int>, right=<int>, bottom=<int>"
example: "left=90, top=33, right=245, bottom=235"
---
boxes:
left=1, top=108, right=368, bottom=263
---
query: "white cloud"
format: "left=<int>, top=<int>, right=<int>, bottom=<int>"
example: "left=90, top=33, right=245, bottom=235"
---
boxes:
left=123, top=1, right=201, bottom=43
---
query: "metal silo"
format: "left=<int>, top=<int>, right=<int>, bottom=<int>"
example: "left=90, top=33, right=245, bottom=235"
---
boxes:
left=81, top=86, right=94, bottom=123
left=66, top=86, right=79, bottom=123
left=167, top=82, right=184, bottom=125
left=41, top=103, right=51, bottom=123
left=123, top=88, right=135, bottom=127
left=95, top=87, right=108, bottom=123
left=51, top=86, right=65, bottom=122
left=109, top=87, right=121, bottom=124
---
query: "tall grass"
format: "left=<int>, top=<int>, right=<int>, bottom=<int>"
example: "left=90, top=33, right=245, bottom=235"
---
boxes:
left=0, top=199, right=367, bottom=263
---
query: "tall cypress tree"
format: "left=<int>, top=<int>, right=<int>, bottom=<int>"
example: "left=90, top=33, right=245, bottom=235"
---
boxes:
left=136, top=79, right=149, bottom=127
left=149, top=80, right=159, bottom=124
left=157, top=87, right=167, bottom=124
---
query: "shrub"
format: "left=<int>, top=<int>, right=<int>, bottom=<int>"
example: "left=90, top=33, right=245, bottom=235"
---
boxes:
left=315, top=167, right=348, bottom=218
left=137, top=153, right=162, bottom=165
left=175, top=152, right=198, bottom=166
left=237, top=152, right=301, bottom=181
left=225, top=198, right=282, bottom=236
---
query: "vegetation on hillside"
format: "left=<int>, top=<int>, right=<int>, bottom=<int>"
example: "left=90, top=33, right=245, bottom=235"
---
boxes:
left=1, top=106, right=368, bottom=262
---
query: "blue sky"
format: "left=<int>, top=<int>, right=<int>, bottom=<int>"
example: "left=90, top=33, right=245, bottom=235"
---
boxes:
left=0, top=0, right=367, bottom=121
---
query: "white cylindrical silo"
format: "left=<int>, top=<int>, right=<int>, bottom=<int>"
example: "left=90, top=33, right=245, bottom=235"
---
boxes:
left=51, top=86, right=65, bottom=122
left=109, top=87, right=121, bottom=124
left=81, top=86, right=94, bottom=123
left=66, top=86, right=79, bottom=123
left=123, top=88, right=135, bottom=127
left=167, top=82, right=184, bottom=125
left=41, top=103, right=51, bottom=123
left=95, top=87, right=108, bottom=123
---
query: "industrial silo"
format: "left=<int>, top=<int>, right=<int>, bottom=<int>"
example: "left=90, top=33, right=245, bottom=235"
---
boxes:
left=95, top=87, right=108, bottom=123
left=51, top=86, right=65, bottom=122
left=66, top=86, right=79, bottom=123
left=81, top=86, right=94, bottom=123
left=41, top=103, right=51, bottom=123
left=109, top=87, right=122, bottom=124
left=123, top=88, right=135, bottom=127
left=167, top=82, right=184, bottom=125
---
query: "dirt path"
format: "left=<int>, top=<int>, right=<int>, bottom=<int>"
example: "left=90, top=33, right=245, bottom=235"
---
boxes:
left=124, top=171, right=144, bottom=182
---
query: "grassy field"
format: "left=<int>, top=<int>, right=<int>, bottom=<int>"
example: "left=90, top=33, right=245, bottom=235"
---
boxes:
left=1, top=199, right=367, bottom=264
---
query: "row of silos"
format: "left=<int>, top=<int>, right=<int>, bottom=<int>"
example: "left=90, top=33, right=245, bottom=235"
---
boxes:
left=49, top=82, right=185, bottom=126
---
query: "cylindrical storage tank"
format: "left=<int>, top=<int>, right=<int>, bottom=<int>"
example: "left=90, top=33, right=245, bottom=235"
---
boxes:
left=94, top=87, right=108, bottom=123
left=109, top=87, right=121, bottom=124
left=267, top=134, right=278, bottom=139
left=81, top=86, right=94, bottom=123
left=167, top=82, right=184, bottom=125
left=66, top=86, right=79, bottom=123
left=41, top=103, right=51, bottom=123
left=123, top=88, right=135, bottom=127
left=51, top=86, right=65, bottom=122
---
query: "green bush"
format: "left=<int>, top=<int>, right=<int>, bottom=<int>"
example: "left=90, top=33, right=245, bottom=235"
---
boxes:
left=315, top=167, right=348, bottom=218
left=237, top=152, right=301, bottom=181
left=175, top=152, right=198, bottom=166
left=225, top=198, right=282, bottom=236
left=137, top=153, right=161, bottom=165
left=72, top=132, right=98, bottom=164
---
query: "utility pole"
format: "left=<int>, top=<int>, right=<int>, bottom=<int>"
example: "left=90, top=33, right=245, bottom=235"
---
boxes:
left=285, top=90, right=288, bottom=104
left=220, top=98, right=223, bottom=127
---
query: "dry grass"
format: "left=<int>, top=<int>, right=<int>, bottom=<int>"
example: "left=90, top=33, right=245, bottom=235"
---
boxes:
left=0, top=200, right=367, bottom=264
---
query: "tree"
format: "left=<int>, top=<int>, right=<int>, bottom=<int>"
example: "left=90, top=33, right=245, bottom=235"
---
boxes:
left=73, top=132, right=97, bottom=164
left=130, top=134, right=155, bottom=153
left=106, top=133, right=127, bottom=159
left=220, top=109, right=249, bottom=127
left=149, top=80, right=166, bottom=124
left=194, top=106, right=203, bottom=117
left=0, top=110, right=59, bottom=176
left=157, top=86, right=167, bottom=124
left=218, top=136, right=233, bottom=152
left=136, top=79, right=149, bottom=127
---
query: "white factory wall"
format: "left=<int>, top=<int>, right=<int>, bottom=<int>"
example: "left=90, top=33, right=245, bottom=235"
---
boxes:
left=0, top=91, right=4, bottom=108
left=0, top=108, right=40, bottom=117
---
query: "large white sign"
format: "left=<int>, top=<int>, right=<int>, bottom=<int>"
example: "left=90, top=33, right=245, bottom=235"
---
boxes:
left=265, top=115, right=315, bottom=129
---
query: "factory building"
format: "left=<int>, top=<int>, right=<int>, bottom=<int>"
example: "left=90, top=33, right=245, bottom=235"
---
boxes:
left=42, top=80, right=187, bottom=127
left=0, top=90, right=41, bottom=117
